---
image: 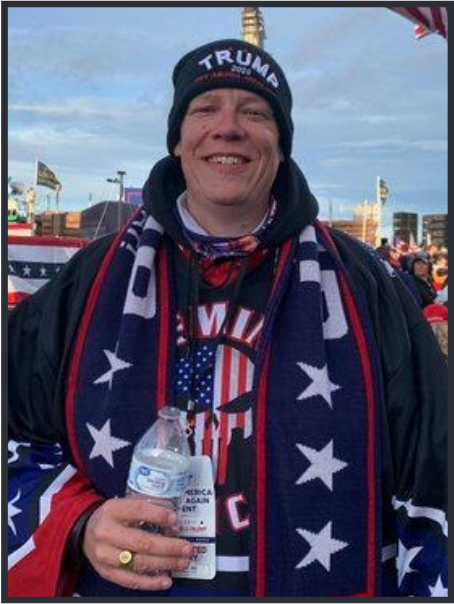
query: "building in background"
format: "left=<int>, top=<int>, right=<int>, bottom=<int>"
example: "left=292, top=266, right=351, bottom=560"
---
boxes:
left=79, top=201, right=137, bottom=239
left=393, top=212, right=418, bottom=245
left=328, top=202, right=379, bottom=247
left=422, top=214, right=448, bottom=248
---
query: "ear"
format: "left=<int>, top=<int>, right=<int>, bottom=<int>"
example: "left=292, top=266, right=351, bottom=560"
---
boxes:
left=174, top=142, right=181, bottom=157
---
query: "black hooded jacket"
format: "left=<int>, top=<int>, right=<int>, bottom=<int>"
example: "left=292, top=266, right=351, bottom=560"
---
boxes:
left=8, top=156, right=447, bottom=597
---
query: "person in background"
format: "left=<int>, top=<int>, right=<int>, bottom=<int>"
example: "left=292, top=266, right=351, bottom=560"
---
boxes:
left=432, top=251, right=448, bottom=292
left=426, top=243, right=440, bottom=262
left=394, top=241, right=413, bottom=272
left=423, top=303, right=448, bottom=359
left=8, top=38, right=447, bottom=598
left=375, top=244, right=423, bottom=306
left=435, top=280, right=448, bottom=307
left=409, top=251, right=438, bottom=307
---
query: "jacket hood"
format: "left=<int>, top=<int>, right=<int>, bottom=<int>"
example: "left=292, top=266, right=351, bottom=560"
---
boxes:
left=142, top=155, right=319, bottom=249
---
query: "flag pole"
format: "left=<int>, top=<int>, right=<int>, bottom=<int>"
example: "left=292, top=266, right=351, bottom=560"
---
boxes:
left=375, top=176, right=382, bottom=248
left=34, top=158, right=38, bottom=219
left=29, top=158, right=39, bottom=225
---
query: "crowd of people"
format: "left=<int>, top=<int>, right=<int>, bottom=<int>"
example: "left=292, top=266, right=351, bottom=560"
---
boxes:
left=375, top=241, right=448, bottom=357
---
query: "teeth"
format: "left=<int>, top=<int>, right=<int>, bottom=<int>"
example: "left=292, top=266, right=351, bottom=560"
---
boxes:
left=208, top=156, right=245, bottom=165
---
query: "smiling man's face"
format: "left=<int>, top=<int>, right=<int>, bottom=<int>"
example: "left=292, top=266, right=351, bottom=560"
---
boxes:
left=174, top=88, right=283, bottom=234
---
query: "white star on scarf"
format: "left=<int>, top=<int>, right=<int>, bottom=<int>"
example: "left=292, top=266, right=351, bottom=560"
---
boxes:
left=8, top=490, right=22, bottom=536
left=94, top=348, right=132, bottom=390
left=429, top=576, right=448, bottom=597
left=296, top=521, right=348, bottom=571
left=87, top=419, right=131, bottom=467
left=297, top=362, right=341, bottom=408
left=397, top=542, right=423, bottom=587
left=296, top=440, right=348, bottom=491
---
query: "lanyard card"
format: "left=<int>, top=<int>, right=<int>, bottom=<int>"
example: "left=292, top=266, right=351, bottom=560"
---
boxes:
left=173, top=455, right=216, bottom=580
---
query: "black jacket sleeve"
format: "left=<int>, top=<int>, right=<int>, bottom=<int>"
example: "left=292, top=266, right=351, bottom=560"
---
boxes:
left=332, top=229, right=447, bottom=596
left=331, top=229, right=447, bottom=509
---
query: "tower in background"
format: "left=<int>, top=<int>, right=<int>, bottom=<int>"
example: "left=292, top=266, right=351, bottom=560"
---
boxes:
left=241, top=7, right=266, bottom=48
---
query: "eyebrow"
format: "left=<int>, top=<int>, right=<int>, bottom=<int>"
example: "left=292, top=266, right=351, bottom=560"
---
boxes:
left=192, top=92, right=269, bottom=106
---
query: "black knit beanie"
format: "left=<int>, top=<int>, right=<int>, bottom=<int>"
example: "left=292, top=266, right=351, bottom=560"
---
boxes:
left=167, top=38, right=293, bottom=157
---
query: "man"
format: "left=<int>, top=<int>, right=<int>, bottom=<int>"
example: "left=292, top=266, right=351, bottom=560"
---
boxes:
left=8, top=39, right=447, bottom=598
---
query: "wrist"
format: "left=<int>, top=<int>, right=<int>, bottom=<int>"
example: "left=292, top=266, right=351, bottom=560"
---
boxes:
left=63, top=500, right=104, bottom=571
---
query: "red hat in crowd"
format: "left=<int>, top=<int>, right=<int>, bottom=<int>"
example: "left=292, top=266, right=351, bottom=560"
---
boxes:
left=423, top=303, right=448, bottom=323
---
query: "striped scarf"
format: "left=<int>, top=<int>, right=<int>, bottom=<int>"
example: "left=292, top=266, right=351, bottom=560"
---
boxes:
left=67, top=209, right=383, bottom=597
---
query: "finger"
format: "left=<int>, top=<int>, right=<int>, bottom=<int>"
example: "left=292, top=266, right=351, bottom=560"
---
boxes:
left=101, top=564, right=174, bottom=592
left=106, top=498, right=179, bottom=529
left=116, top=527, right=194, bottom=559
left=108, top=545, right=192, bottom=575
left=87, top=519, right=193, bottom=561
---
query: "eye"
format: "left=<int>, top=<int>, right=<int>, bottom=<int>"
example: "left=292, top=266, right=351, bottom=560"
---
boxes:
left=188, top=104, right=217, bottom=116
left=242, top=107, right=274, bottom=121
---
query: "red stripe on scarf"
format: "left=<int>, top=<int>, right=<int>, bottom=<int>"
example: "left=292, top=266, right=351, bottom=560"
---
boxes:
left=271, top=239, right=293, bottom=294
left=255, top=239, right=295, bottom=596
left=66, top=225, right=132, bottom=470
left=317, top=221, right=377, bottom=596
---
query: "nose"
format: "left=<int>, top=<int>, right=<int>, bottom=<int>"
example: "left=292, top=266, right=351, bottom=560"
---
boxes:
left=212, top=108, right=246, bottom=141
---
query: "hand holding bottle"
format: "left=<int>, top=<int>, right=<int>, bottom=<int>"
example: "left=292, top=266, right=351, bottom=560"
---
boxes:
left=83, top=497, right=193, bottom=591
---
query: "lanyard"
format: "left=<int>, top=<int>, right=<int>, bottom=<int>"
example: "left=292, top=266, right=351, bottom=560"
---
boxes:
left=185, top=255, right=249, bottom=425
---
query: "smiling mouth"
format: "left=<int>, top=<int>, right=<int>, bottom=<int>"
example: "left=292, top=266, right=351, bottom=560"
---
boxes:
left=206, top=155, right=249, bottom=165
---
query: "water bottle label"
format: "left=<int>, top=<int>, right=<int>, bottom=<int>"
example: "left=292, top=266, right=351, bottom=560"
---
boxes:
left=127, top=458, right=188, bottom=499
left=173, top=456, right=217, bottom=580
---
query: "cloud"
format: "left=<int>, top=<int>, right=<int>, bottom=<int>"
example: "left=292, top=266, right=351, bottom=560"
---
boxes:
left=327, top=138, right=447, bottom=154
left=8, top=6, right=447, bottom=218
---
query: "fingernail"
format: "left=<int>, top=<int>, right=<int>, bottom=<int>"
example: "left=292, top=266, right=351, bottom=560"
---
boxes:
left=161, top=576, right=172, bottom=590
left=182, top=544, right=193, bottom=556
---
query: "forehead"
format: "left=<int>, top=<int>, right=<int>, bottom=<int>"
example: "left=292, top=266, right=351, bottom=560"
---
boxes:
left=189, top=88, right=272, bottom=107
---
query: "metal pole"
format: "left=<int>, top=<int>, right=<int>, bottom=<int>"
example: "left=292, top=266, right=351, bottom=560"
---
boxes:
left=375, top=177, right=382, bottom=248
left=107, top=170, right=126, bottom=231
left=117, top=170, right=126, bottom=230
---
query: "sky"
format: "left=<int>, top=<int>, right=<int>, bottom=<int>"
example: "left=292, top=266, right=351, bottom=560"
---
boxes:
left=8, top=6, right=448, bottom=240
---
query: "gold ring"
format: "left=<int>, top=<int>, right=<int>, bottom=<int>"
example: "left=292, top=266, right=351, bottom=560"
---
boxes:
left=118, top=549, right=134, bottom=568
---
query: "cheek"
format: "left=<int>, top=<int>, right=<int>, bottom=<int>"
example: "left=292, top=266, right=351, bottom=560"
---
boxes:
left=179, top=123, right=209, bottom=148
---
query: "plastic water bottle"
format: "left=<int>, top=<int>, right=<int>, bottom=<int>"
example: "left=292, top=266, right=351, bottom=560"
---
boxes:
left=126, top=406, right=191, bottom=534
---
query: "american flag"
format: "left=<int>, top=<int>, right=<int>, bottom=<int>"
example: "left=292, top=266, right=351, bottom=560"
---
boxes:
left=177, top=342, right=254, bottom=485
left=8, top=235, right=87, bottom=307
left=387, top=7, right=448, bottom=40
